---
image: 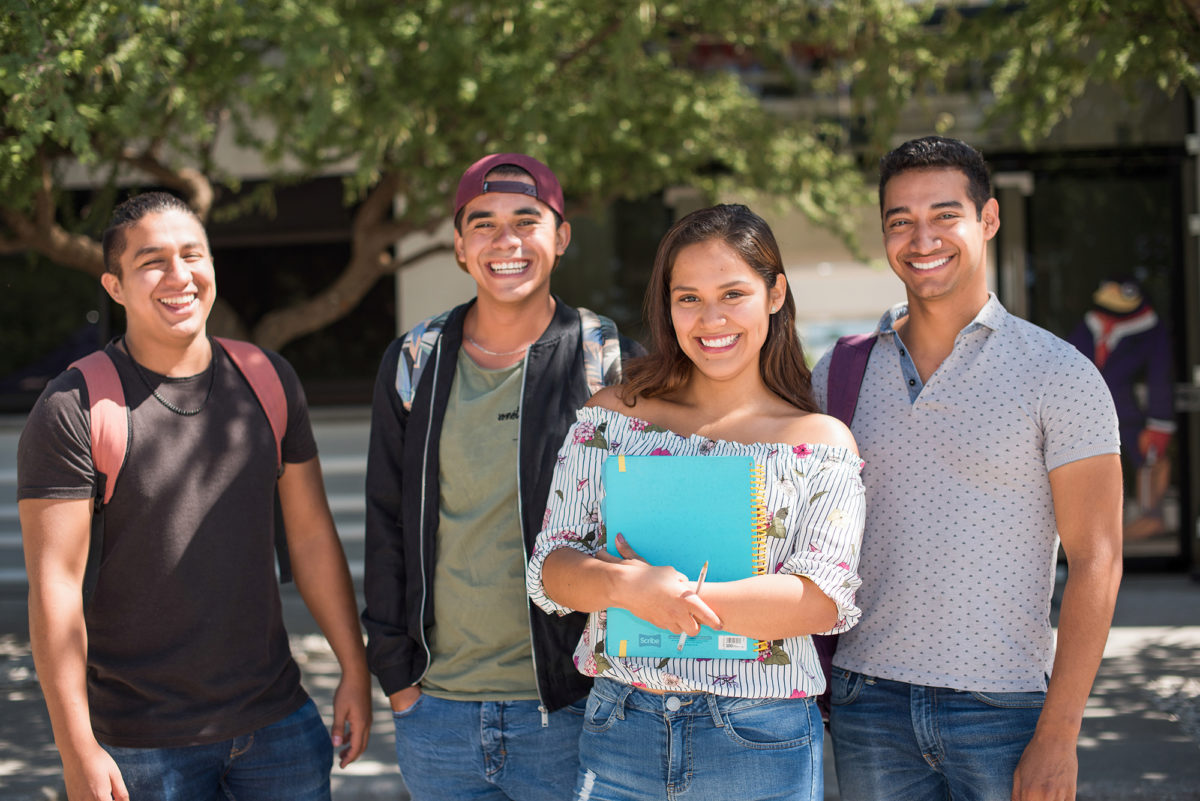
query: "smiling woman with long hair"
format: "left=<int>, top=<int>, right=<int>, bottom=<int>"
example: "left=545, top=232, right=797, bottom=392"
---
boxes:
left=526, top=204, right=867, bottom=801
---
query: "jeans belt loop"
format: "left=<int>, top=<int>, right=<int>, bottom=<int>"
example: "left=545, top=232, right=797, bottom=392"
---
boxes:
left=614, top=682, right=635, bottom=721
left=705, top=694, right=725, bottom=728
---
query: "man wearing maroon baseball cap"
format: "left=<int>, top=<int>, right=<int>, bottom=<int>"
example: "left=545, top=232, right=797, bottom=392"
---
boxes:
left=453, top=152, right=566, bottom=225
left=363, top=153, right=643, bottom=800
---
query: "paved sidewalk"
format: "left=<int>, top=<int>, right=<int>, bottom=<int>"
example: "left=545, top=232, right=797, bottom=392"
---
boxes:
left=1075, top=574, right=1200, bottom=800
left=0, top=594, right=408, bottom=801
left=2, top=573, right=1198, bottom=799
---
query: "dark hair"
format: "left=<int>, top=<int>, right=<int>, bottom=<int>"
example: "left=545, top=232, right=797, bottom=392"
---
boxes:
left=621, top=204, right=818, bottom=413
left=102, top=192, right=204, bottom=275
left=453, top=163, right=563, bottom=231
left=879, top=136, right=992, bottom=220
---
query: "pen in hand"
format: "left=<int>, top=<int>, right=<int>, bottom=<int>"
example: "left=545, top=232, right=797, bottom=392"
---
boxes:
left=677, top=561, right=709, bottom=652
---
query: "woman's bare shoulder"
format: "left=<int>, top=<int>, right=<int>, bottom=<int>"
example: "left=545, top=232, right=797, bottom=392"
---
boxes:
left=779, top=410, right=858, bottom=455
left=585, top=385, right=636, bottom=413
left=586, top=389, right=693, bottom=434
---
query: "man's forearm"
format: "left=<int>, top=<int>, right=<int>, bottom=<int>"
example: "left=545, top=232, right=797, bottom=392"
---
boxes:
left=21, top=498, right=101, bottom=760
left=1012, top=553, right=1121, bottom=800
left=279, top=458, right=369, bottom=677
left=29, top=581, right=130, bottom=800
left=290, top=531, right=369, bottom=675
left=1038, top=553, right=1122, bottom=739
left=29, top=581, right=100, bottom=758
left=1038, top=453, right=1124, bottom=739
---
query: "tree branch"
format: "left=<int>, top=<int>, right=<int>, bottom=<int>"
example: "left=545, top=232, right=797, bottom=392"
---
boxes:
left=250, top=172, right=451, bottom=350
left=250, top=246, right=393, bottom=350
left=34, top=153, right=56, bottom=229
left=0, top=233, right=26, bottom=254
left=119, top=149, right=215, bottom=221
left=557, top=16, right=624, bottom=70
left=0, top=206, right=105, bottom=276
left=352, top=173, right=410, bottom=260
left=353, top=172, right=403, bottom=240
left=1180, top=0, right=1200, bottom=31
left=360, top=219, right=427, bottom=260
left=398, top=240, right=452, bottom=268
left=204, top=108, right=229, bottom=167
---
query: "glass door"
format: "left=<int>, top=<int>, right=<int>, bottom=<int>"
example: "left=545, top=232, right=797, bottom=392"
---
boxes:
left=1016, top=157, right=1188, bottom=566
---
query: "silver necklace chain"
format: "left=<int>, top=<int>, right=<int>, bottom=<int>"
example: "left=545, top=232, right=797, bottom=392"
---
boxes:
left=465, top=334, right=532, bottom=357
left=127, top=338, right=217, bottom=417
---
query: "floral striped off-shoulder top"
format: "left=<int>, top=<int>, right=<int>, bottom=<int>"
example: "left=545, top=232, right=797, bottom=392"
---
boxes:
left=526, top=406, right=866, bottom=699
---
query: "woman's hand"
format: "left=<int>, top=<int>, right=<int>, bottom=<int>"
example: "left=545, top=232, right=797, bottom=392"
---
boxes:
left=608, top=534, right=722, bottom=635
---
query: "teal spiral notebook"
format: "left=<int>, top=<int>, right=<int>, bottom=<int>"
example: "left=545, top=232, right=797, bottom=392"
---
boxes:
left=601, top=454, right=768, bottom=660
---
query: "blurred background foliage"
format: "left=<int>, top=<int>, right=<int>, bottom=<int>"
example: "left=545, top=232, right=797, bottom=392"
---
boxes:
left=1, top=0, right=1197, bottom=383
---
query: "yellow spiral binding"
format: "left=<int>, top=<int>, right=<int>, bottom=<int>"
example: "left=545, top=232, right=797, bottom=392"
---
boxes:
left=750, top=464, right=768, bottom=575
left=750, top=463, right=771, bottom=654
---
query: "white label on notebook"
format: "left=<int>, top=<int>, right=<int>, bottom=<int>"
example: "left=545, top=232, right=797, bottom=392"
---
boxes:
left=718, top=635, right=748, bottom=651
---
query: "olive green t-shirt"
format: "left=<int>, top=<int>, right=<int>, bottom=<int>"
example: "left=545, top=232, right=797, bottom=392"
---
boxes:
left=422, top=349, right=539, bottom=700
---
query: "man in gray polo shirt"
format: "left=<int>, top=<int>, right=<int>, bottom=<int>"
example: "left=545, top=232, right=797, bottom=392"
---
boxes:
left=811, top=136, right=1122, bottom=801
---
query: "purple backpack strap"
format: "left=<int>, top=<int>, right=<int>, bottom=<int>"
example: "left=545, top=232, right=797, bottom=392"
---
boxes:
left=813, top=332, right=876, bottom=723
left=826, top=333, right=877, bottom=427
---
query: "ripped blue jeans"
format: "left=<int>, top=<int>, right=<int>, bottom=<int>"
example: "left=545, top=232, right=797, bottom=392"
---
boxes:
left=574, top=677, right=823, bottom=801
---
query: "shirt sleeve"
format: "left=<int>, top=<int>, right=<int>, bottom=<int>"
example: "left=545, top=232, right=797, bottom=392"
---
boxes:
left=809, top=350, right=833, bottom=415
left=265, top=351, right=319, bottom=466
left=778, top=449, right=865, bottom=635
left=1040, top=343, right=1121, bottom=473
left=17, top=370, right=96, bottom=501
left=526, top=413, right=609, bottom=617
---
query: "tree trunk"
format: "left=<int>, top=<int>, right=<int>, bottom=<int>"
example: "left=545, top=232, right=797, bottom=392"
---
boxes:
left=207, top=298, right=249, bottom=340
left=0, top=207, right=105, bottom=277
left=249, top=173, right=439, bottom=351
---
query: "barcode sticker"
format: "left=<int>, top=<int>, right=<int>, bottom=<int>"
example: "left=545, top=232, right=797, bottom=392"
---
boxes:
left=718, top=635, right=748, bottom=651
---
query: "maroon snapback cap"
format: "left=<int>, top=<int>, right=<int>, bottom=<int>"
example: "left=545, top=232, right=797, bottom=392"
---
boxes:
left=453, top=153, right=565, bottom=221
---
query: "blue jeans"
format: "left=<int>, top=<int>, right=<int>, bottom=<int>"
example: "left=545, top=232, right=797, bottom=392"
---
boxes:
left=391, top=693, right=585, bottom=801
left=829, top=669, right=1045, bottom=801
left=101, top=699, right=332, bottom=801
left=575, top=677, right=823, bottom=801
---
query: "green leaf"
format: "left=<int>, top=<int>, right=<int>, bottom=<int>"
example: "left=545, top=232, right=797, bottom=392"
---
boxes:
left=582, top=420, right=609, bottom=450
left=767, top=507, right=790, bottom=539
left=593, top=645, right=612, bottom=674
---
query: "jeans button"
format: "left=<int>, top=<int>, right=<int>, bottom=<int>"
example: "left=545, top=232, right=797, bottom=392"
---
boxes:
left=665, top=696, right=682, bottom=712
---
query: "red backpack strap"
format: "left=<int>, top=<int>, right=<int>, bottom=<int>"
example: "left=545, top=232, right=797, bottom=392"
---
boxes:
left=826, top=333, right=877, bottom=427
left=214, top=337, right=287, bottom=471
left=69, top=351, right=129, bottom=507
